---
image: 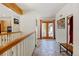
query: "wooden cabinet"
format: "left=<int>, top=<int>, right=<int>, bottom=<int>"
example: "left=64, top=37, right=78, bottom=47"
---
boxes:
left=0, top=20, right=11, bottom=32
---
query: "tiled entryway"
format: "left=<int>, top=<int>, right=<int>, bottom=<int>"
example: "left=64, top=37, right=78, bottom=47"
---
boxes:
left=33, top=39, right=67, bottom=56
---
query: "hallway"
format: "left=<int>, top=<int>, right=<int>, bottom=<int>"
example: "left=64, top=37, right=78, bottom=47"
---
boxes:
left=33, top=39, right=67, bottom=56
left=0, top=3, right=78, bottom=56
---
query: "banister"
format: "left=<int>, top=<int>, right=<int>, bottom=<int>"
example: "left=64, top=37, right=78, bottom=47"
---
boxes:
left=0, top=31, right=22, bottom=35
left=0, top=30, right=36, bottom=55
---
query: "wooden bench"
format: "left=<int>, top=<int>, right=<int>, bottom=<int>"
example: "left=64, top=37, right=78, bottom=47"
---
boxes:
left=60, top=43, right=73, bottom=56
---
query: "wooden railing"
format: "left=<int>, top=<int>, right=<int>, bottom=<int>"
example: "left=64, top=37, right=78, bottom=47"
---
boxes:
left=0, top=31, right=21, bottom=35
left=0, top=30, right=36, bottom=55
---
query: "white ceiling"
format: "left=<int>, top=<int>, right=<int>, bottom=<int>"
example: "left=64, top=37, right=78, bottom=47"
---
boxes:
left=17, top=3, right=66, bottom=17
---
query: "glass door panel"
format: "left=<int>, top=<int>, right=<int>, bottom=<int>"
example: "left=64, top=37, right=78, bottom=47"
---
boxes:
left=48, top=23, right=53, bottom=37
left=42, top=23, right=46, bottom=37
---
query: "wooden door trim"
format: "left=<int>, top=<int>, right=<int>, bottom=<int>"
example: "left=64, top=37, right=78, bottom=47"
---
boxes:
left=67, top=15, right=73, bottom=44
left=46, top=22, right=49, bottom=39
left=40, top=20, right=55, bottom=39
left=53, top=20, right=56, bottom=39
left=40, top=20, right=42, bottom=39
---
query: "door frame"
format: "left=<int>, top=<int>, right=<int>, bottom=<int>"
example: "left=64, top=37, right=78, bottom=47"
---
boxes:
left=40, top=20, right=55, bottom=39
left=67, top=15, right=73, bottom=44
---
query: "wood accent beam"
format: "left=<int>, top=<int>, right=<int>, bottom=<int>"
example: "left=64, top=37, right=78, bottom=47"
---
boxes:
left=0, top=30, right=35, bottom=55
left=2, top=3, right=23, bottom=15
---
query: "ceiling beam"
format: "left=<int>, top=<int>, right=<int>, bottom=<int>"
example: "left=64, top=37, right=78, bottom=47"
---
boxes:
left=2, top=3, right=23, bottom=15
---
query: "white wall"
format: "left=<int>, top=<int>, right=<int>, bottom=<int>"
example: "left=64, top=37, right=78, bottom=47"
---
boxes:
left=56, top=4, right=74, bottom=43
left=56, top=3, right=79, bottom=56
left=20, top=11, right=38, bottom=34
left=73, top=4, right=79, bottom=56
left=20, top=11, right=41, bottom=55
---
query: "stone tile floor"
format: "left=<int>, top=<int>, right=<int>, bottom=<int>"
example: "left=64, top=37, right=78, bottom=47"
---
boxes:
left=33, top=39, right=68, bottom=56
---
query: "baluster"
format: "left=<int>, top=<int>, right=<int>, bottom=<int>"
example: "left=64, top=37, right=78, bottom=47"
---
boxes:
left=23, top=39, right=26, bottom=56
left=2, top=35, right=6, bottom=56
left=4, top=35, right=8, bottom=56
left=12, top=33, right=17, bottom=56
left=7, top=34, right=11, bottom=56
left=17, top=33, right=21, bottom=56
left=24, top=38, right=29, bottom=56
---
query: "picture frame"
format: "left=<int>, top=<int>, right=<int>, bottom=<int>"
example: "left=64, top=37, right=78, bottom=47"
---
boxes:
left=14, top=18, right=19, bottom=24
left=57, top=18, right=65, bottom=29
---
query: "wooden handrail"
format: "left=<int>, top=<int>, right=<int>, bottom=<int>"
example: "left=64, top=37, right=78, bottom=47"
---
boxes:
left=0, top=31, right=22, bottom=35
left=0, top=30, right=35, bottom=55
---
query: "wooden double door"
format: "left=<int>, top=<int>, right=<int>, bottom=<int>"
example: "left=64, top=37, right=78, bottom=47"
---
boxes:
left=40, top=20, right=55, bottom=39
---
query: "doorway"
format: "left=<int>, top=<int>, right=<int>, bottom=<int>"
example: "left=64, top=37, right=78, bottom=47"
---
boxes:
left=40, top=20, right=55, bottom=39
left=67, top=16, right=73, bottom=44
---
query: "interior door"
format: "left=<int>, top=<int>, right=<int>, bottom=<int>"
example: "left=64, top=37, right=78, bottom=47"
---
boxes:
left=40, top=20, right=55, bottom=39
